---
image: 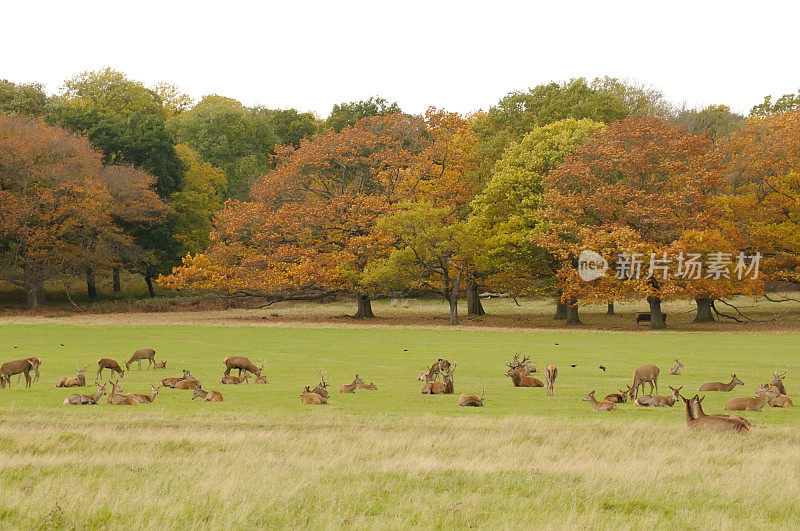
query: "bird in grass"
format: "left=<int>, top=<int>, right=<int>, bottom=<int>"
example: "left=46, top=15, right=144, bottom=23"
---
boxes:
left=599, top=365, right=607, bottom=372
left=569, top=364, right=577, bottom=368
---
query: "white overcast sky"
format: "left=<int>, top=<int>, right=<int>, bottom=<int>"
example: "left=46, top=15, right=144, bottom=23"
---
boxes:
left=2, top=0, right=798, bottom=117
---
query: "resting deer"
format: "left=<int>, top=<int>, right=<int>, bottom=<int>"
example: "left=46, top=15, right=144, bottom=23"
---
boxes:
left=634, top=386, right=682, bottom=407
left=505, top=356, right=543, bottom=387
left=421, top=365, right=456, bottom=394
left=582, top=390, right=617, bottom=411
left=153, top=360, right=167, bottom=370
left=174, top=378, right=202, bottom=390
left=56, top=365, right=87, bottom=388
left=97, top=358, right=124, bottom=380
left=221, top=372, right=250, bottom=385
left=63, top=382, right=106, bottom=405
left=106, top=380, right=138, bottom=405
left=312, top=370, right=329, bottom=398
left=691, top=395, right=753, bottom=428
left=683, top=394, right=750, bottom=433
left=253, top=374, right=268, bottom=384
left=669, top=359, right=684, bottom=376
left=356, top=381, right=378, bottom=390
left=126, top=348, right=156, bottom=371
left=604, top=386, right=632, bottom=403
left=699, top=374, right=743, bottom=392
left=132, top=385, right=160, bottom=404
left=755, top=384, right=793, bottom=408
left=192, top=388, right=223, bottom=402
left=629, top=364, right=660, bottom=399
left=724, top=386, right=778, bottom=411
left=339, top=374, right=365, bottom=393
left=301, top=386, right=327, bottom=405
left=0, top=358, right=34, bottom=389
left=458, top=391, right=484, bottom=407
left=222, top=356, right=264, bottom=378
left=509, top=353, right=538, bottom=375
left=770, top=365, right=789, bottom=395
left=160, top=370, right=194, bottom=388
left=544, top=363, right=557, bottom=396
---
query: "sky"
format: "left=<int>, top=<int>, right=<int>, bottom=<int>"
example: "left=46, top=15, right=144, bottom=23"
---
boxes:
left=2, top=0, right=798, bottom=117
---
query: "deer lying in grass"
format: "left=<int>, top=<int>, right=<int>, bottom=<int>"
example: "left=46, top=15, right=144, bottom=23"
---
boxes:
left=629, top=364, right=660, bottom=399
left=312, top=370, right=329, bottom=398
left=222, top=356, right=264, bottom=378
left=691, top=395, right=753, bottom=428
left=339, top=374, right=364, bottom=393
left=634, top=386, right=682, bottom=407
left=106, top=380, right=138, bottom=405
left=683, top=394, right=750, bottom=433
left=604, top=386, right=632, bottom=403
left=301, top=386, right=327, bottom=404
left=63, top=382, right=106, bottom=405
left=669, top=359, right=684, bottom=375
left=159, top=370, right=194, bottom=388
left=724, top=386, right=778, bottom=411
left=97, top=358, right=124, bottom=380
left=221, top=372, right=250, bottom=385
left=582, top=390, right=617, bottom=411
left=509, top=353, right=538, bottom=374
left=174, top=378, right=202, bottom=390
left=253, top=374, right=268, bottom=384
left=0, top=358, right=34, bottom=389
left=505, top=356, right=543, bottom=387
left=192, top=388, right=223, bottom=402
left=153, top=360, right=167, bottom=370
left=132, top=385, right=160, bottom=404
left=356, top=381, right=378, bottom=390
left=458, top=392, right=484, bottom=407
left=126, top=348, right=156, bottom=371
left=56, top=365, right=87, bottom=388
left=418, top=359, right=452, bottom=382
left=770, top=365, right=789, bottom=395
left=421, top=366, right=456, bottom=394
left=755, top=384, right=793, bottom=408
left=699, top=374, right=743, bottom=392
left=544, top=363, right=557, bottom=396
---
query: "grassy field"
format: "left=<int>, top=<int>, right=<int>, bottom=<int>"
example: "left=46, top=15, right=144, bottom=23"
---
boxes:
left=1, top=317, right=800, bottom=528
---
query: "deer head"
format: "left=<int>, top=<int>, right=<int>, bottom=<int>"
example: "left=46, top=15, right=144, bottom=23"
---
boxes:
left=731, top=374, right=744, bottom=386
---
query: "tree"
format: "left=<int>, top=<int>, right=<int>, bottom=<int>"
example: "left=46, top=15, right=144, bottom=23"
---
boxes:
left=152, top=82, right=194, bottom=115
left=0, top=80, right=49, bottom=117
left=674, top=104, right=744, bottom=144
left=750, top=90, right=800, bottom=116
left=325, top=97, right=401, bottom=132
left=260, top=108, right=319, bottom=148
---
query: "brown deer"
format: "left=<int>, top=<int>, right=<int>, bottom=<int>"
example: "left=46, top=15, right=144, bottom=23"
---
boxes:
left=192, top=388, right=224, bottom=402
left=132, top=385, right=160, bottom=404
left=356, top=381, right=378, bottom=390
left=683, top=394, right=750, bottom=433
left=505, top=356, right=544, bottom=387
left=544, top=363, right=557, bottom=396
left=221, top=372, right=250, bottom=385
left=458, top=391, right=484, bottom=407
left=582, top=390, right=617, bottom=411
left=106, top=380, right=138, bottom=405
left=253, top=374, right=268, bottom=384
left=690, top=395, right=753, bottom=428
left=0, top=358, right=34, bottom=389
left=419, top=358, right=453, bottom=382
left=311, top=370, right=329, bottom=398
left=421, top=365, right=456, bottom=394
left=755, top=384, right=793, bottom=408
left=634, top=386, right=682, bottom=407
left=26, top=357, right=42, bottom=383
left=153, top=360, right=167, bottom=370
left=629, top=364, right=660, bottom=399
left=509, top=353, right=538, bottom=374
left=301, top=386, right=327, bottom=405
left=174, top=378, right=202, bottom=390
left=160, top=370, right=194, bottom=388
left=126, top=348, right=156, bottom=371
left=222, top=356, right=264, bottom=378
left=724, top=386, right=778, bottom=411
left=770, top=365, right=789, bottom=395
left=97, top=358, right=124, bottom=380
left=699, top=374, right=743, bottom=392
left=63, top=382, right=106, bottom=405
left=604, top=386, right=632, bottom=404
left=669, top=359, right=684, bottom=376
left=339, top=374, right=365, bottom=393
left=56, top=365, right=87, bottom=388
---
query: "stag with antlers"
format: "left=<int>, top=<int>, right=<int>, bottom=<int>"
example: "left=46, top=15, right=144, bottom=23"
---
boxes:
left=505, top=355, right=543, bottom=387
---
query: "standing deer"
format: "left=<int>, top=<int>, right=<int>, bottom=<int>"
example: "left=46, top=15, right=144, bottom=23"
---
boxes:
left=301, top=386, right=327, bottom=404
left=312, top=370, right=329, bottom=398
left=724, top=386, right=778, bottom=411
left=669, top=359, right=684, bottom=375
left=97, top=358, right=124, bottom=380
left=26, top=357, right=42, bottom=383
left=505, top=356, right=543, bottom=387
left=192, top=388, right=224, bottom=402
left=126, top=348, right=156, bottom=371
left=56, top=365, right=87, bottom=388
left=222, top=356, right=264, bottom=378
left=221, top=372, right=250, bottom=385
left=421, top=365, right=456, bottom=394
left=0, top=359, right=34, bottom=389
left=604, top=386, right=632, bottom=403
left=582, top=390, right=617, bottom=411
left=339, top=374, right=365, bottom=393
left=132, top=385, right=160, bottom=404
left=63, top=382, right=106, bottom=405
left=629, top=364, right=660, bottom=399
left=544, top=363, right=557, bottom=396
left=106, top=380, right=138, bottom=405
left=683, top=394, right=750, bottom=433
left=699, top=374, right=743, bottom=392
left=634, top=386, right=682, bottom=407
left=153, top=360, right=167, bottom=370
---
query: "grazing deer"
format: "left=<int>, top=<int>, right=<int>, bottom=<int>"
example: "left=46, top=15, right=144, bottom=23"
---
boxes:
left=132, top=385, right=160, bottom=404
left=724, top=386, right=778, bottom=411
left=106, top=380, right=138, bottom=405
left=312, top=370, right=329, bottom=398
left=634, top=386, right=682, bottom=407
left=301, top=386, right=327, bottom=405
left=56, top=365, right=87, bottom=388
left=582, top=390, right=617, bottom=411
left=356, top=381, right=378, bottom=390
left=63, top=382, right=106, bottom=405
left=126, top=348, right=156, bottom=371
left=221, top=372, right=250, bottom=385
left=0, top=358, right=34, bottom=389
left=96, top=358, right=124, bottom=380
left=604, top=386, right=632, bottom=403
left=505, top=356, right=544, bottom=387
left=458, top=392, right=484, bottom=407
left=153, top=360, right=167, bottom=370
left=544, top=363, right=557, bottom=396
left=755, top=384, right=793, bottom=408
left=683, top=394, right=750, bottom=433
left=192, top=388, right=223, bottom=402
left=669, top=359, right=684, bottom=376
left=174, top=378, right=202, bottom=390
left=629, top=364, right=660, bottom=399
left=421, top=365, right=456, bottom=394
left=339, top=374, right=365, bottom=393
left=770, top=365, right=789, bottom=395
left=699, top=374, right=743, bottom=392
left=222, top=356, right=264, bottom=378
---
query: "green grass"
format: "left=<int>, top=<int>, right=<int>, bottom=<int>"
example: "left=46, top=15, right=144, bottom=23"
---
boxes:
left=1, top=322, right=799, bottom=528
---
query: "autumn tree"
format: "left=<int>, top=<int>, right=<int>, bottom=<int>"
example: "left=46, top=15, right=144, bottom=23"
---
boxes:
left=0, top=80, right=49, bottom=117
left=750, top=90, right=800, bottom=117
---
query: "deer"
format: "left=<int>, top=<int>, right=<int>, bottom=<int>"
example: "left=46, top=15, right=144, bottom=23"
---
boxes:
left=339, top=374, right=365, bottom=393
left=25, top=357, right=42, bottom=383
left=755, top=384, right=793, bottom=408
left=132, top=385, right=160, bottom=404
left=419, top=359, right=452, bottom=382
left=582, top=390, right=617, bottom=411
left=160, top=370, right=194, bottom=388
left=509, top=353, right=538, bottom=374
left=634, top=386, right=682, bottom=407
left=106, top=380, right=138, bottom=405
left=192, top=387, right=223, bottom=402
left=458, top=391, right=485, bottom=407
left=311, top=370, right=329, bottom=398
left=356, top=381, right=378, bottom=390
left=669, top=359, right=684, bottom=376
left=301, top=386, right=327, bottom=405
left=421, top=365, right=456, bottom=394
left=604, top=386, right=632, bottom=403
left=544, top=363, right=557, bottom=396
left=690, top=395, right=753, bottom=428
left=221, top=372, right=250, bottom=385
left=174, top=378, right=202, bottom=390
left=683, top=394, right=750, bottom=433
left=126, top=348, right=156, bottom=371
left=56, top=365, right=87, bottom=388
left=96, top=358, right=124, bottom=380
left=629, top=364, right=660, bottom=399
left=222, top=356, right=264, bottom=378
left=699, top=374, right=743, bottom=392
left=505, top=355, right=543, bottom=387
left=724, top=386, right=778, bottom=411
left=153, top=360, right=167, bottom=370
left=63, top=382, right=106, bottom=405
left=770, top=365, right=789, bottom=395
left=253, top=374, right=268, bottom=384
left=0, top=358, right=34, bottom=389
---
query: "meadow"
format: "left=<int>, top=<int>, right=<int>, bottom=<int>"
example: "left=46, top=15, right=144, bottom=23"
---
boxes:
left=1, top=303, right=800, bottom=528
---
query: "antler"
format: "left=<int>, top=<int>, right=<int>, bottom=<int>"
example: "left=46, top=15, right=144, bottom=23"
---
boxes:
left=520, top=355, right=531, bottom=366
left=317, top=369, right=328, bottom=386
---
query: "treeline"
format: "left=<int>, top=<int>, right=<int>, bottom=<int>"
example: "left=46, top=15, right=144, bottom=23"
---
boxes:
left=2, top=70, right=799, bottom=325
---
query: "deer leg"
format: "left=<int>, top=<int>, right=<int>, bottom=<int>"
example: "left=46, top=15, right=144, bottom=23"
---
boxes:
left=238, top=368, right=242, bottom=377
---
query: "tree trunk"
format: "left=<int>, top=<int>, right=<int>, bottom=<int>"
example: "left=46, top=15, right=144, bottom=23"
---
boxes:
left=36, top=284, right=45, bottom=305
left=145, top=275, right=155, bottom=298
left=25, top=285, right=39, bottom=310
left=566, top=298, right=582, bottom=325
left=354, top=294, right=375, bottom=319
left=448, top=269, right=462, bottom=326
left=607, top=302, right=615, bottom=315
left=113, top=267, right=121, bottom=293
left=466, top=280, right=485, bottom=316
left=86, top=267, right=98, bottom=302
left=648, top=296, right=666, bottom=329
left=693, top=297, right=715, bottom=323
left=554, top=290, right=567, bottom=320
